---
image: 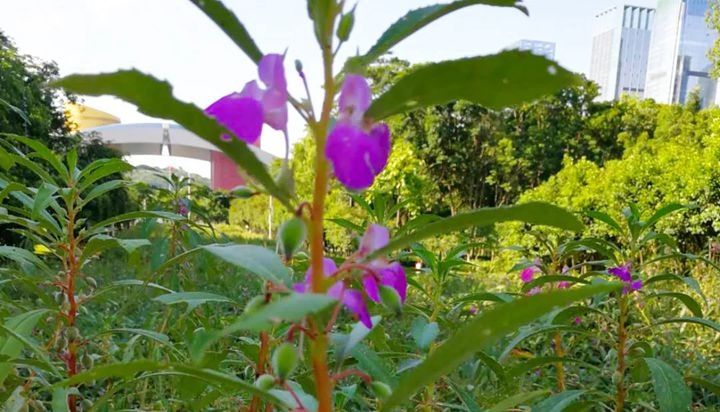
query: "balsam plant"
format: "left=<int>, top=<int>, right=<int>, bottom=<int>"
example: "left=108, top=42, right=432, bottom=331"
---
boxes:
left=0, top=0, right=715, bottom=411
left=0, top=135, right=182, bottom=410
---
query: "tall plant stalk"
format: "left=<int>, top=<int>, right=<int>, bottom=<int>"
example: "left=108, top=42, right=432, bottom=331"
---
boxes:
left=615, top=294, right=628, bottom=412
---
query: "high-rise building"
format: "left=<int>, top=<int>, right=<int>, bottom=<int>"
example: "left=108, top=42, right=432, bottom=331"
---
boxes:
left=507, top=39, right=556, bottom=60
left=645, top=0, right=719, bottom=107
left=589, top=5, right=655, bottom=101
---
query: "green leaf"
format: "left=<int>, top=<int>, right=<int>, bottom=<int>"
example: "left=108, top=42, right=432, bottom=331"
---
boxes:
left=351, top=343, right=396, bottom=386
left=80, top=235, right=151, bottom=264
left=0, top=246, right=50, bottom=272
left=52, top=71, right=291, bottom=208
left=154, top=291, right=234, bottom=311
left=307, top=0, right=338, bottom=44
left=365, top=52, right=578, bottom=121
left=532, top=390, right=585, bottom=412
left=521, top=275, right=590, bottom=292
left=486, top=389, right=550, bottom=412
left=410, top=317, right=439, bottom=350
left=201, top=244, right=292, bottom=286
left=379, top=284, right=619, bottom=410
left=78, top=158, right=133, bottom=191
left=5, top=134, right=68, bottom=179
left=351, top=0, right=526, bottom=68
left=448, top=381, right=482, bottom=412
left=686, top=375, right=720, bottom=396
left=643, top=203, right=690, bottom=231
left=367, top=202, right=583, bottom=261
left=646, top=292, right=703, bottom=317
left=654, top=317, right=720, bottom=333
left=80, top=180, right=128, bottom=206
left=333, top=316, right=381, bottom=364
left=189, top=0, right=263, bottom=63
left=81, top=210, right=184, bottom=240
left=644, top=358, right=691, bottom=412
left=51, top=387, right=70, bottom=412
left=96, top=328, right=181, bottom=355
left=31, top=183, right=58, bottom=220
left=586, top=210, right=623, bottom=234
left=0, top=309, right=48, bottom=386
left=54, top=361, right=285, bottom=406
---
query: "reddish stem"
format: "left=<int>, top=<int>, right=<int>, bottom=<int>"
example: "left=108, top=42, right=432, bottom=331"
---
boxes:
left=331, top=369, right=372, bottom=385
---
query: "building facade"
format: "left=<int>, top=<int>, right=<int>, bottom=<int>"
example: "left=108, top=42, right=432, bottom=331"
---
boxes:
left=589, top=5, right=655, bottom=101
left=507, top=39, right=556, bottom=59
left=645, top=0, right=719, bottom=107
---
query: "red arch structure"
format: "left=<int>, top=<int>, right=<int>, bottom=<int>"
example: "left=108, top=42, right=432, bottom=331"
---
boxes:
left=83, top=123, right=276, bottom=190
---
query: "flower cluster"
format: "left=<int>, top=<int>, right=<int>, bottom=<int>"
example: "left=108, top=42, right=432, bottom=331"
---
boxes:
left=294, top=224, right=406, bottom=328
left=326, top=75, right=391, bottom=190
left=205, top=54, right=288, bottom=143
left=608, top=264, right=642, bottom=294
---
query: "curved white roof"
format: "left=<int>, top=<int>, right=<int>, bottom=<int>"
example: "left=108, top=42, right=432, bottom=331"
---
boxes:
left=84, top=122, right=275, bottom=164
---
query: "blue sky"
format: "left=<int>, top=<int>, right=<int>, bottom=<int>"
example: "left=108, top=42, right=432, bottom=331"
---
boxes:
left=0, top=0, right=656, bottom=174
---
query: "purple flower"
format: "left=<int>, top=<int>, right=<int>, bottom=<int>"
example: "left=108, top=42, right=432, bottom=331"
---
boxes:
left=527, top=286, right=542, bottom=296
left=608, top=264, right=643, bottom=294
left=293, top=257, right=372, bottom=328
left=205, top=54, right=288, bottom=144
left=556, top=281, right=570, bottom=289
left=469, top=305, right=478, bottom=315
left=574, top=316, right=582, bottom=325
left=356, top=225, right=408, bottom=306
left=520, top=266, right=540, bottom=283
left=326, top=75, right=391, bottom=190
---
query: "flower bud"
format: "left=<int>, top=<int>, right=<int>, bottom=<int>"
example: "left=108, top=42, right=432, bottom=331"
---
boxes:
left=336, top=6, right=356, bottom=42
left=612, top=370, right=623, bottom=386
left=55, top=335, right=68, bottom=351
left=370, top=381, right=392, bottom=400
left=54, top=291, right=65, bottom=305
left=294, top=59, right=303, bottom=73
left=254, top=373, right=275, bottom=391
left=271, top=343, right=298, bottom=381
left=278, top=218, right=307, bottom=260
left=244, top=295, right=267, bottom=315
left=379, top=286, right=403, bottom=315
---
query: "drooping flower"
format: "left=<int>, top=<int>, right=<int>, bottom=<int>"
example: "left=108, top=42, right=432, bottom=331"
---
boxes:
left=293, top=257, right=371, bottom=328
left=33, top=244, right=51, bottom=255
left=205, top=54, right=288, bottom=144
left=356, top=224, right=407, bottom=305
left=608, top=264, right=643, bottom=294
left=326, top=75, right=391, bottom=190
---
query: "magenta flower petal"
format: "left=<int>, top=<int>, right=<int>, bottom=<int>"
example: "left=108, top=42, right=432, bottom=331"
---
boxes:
left=293, top=283, right=307, bottom=293
left=359, top=224, right=390, bottom=256
left=630, top=280, right=643, bottom=291
left=239, top=80, right=264, bottom=101
left=574, top=316, right=582, bottom=325
left=527, top=286, right=542, bottom=296
left=338, top=74, right=371, bottom=125
left=343, top=289, right=372, bottom=328
left=261, top=88, right=288, bottom=131
left=326, top=123, right=385, bottom=190
left=258, top=54, right=287, bottom=92
left=205, top=94, right=264, bottom=144
left=380, top=262, right=407, bottom=303
left=369, top=123, right=391, bottom=172
left=609, top=264, right=632, bottom=282
left=363, top=275, right=381, bottom=303
left=556, top=281, right=570, bottom=289
left=520, top=267, right=537, bottom=283
left=327, top=281, right=345, bottom=300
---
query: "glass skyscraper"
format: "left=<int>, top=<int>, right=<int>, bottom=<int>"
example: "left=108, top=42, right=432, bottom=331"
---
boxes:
left=645, top=0, right=719, bottom=107
left=589, top=5, right=655, bottom=101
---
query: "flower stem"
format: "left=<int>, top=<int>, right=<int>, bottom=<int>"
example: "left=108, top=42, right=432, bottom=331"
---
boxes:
left=554, top=332, right=566, bottom=391
left=64, top=196, right=79, bottom=412
left=615, top=294, right=628, bottom=412
left=308, top=11, right=337, bottom=411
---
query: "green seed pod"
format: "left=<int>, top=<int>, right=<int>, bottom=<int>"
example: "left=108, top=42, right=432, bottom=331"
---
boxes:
left=611, top=370, right=623, bottom=386
left=278, top=217, right=307, bottom=260
left=54, top=291, right=65, bottom=305
left=66, top=327, right=80, bottom=341
left=81, top=399, right=93, bottom=409
left=85, top=276, right=97, bottom=289
left=81, top=353, right=94, bottom=369
left=254, top=373, right=275, bottom=391
left=55, top=335, right=68, bottom=352
left=231, top=186, right=255, bottom=199
left=336, top=7, right=356, bottom=42
left=379, top=286, right=403, bottom=315
left=370, top=381, right=392, bottom=400
left=271, top=343, right=298, bottom=381
left=244, top=295, right=266, bottom=315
